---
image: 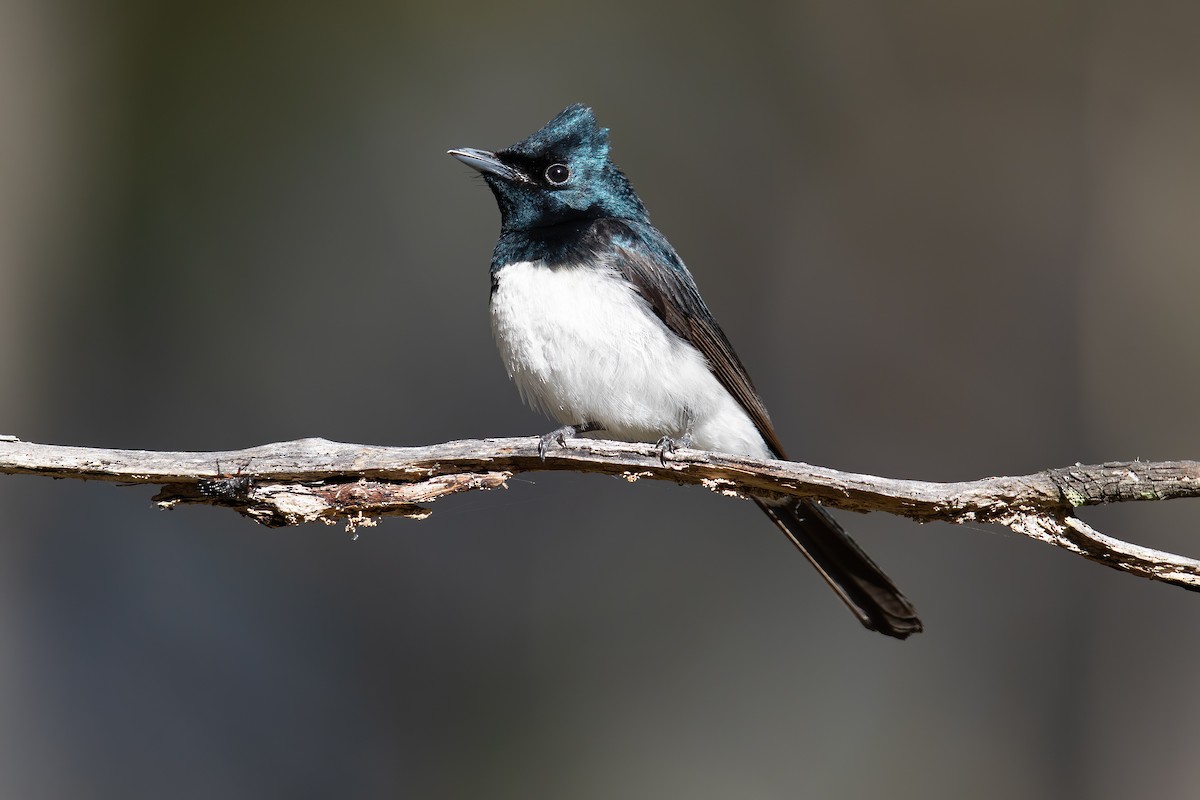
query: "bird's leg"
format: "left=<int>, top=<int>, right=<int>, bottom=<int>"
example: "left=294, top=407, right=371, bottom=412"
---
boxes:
left=538, top=421, right=605, bottom=460
left=655, top=413, right=695, bottom=466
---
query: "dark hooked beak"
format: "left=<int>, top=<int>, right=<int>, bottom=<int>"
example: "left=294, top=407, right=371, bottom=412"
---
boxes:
left=447, top=147, right=529, bottom=183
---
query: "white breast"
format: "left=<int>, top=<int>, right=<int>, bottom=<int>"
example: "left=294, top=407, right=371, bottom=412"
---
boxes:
left=489, top=260, right=770, bottom=458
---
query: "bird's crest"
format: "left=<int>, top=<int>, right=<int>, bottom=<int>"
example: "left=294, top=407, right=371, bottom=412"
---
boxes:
left=503, top=104, right=610, bottom=163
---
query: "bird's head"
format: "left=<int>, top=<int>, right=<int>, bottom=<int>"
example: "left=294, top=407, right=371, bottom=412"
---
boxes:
left=449, top=104, right=648, bottom=232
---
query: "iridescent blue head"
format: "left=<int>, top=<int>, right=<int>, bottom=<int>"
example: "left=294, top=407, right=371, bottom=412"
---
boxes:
left=449, top=104, right=648, bottom=232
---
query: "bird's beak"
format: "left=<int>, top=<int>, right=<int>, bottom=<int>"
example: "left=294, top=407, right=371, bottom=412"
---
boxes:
left=447, top=148, right=529, bottom=183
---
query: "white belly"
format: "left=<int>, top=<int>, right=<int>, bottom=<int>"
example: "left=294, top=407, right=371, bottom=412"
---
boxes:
left=489, top=260, right=770, bottom=458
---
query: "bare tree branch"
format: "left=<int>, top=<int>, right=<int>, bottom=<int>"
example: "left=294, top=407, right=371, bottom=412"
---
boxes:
left=2, top=434, right=1199, bottom=591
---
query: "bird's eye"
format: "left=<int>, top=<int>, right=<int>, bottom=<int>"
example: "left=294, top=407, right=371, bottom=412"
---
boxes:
left=544, top=163, right=571, bottom=185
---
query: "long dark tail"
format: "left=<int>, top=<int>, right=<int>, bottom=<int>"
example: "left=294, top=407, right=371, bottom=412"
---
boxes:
left=757, top=498, right=923, bottom=639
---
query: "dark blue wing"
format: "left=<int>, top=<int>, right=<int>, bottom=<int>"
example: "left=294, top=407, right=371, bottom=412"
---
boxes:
left=585, top=218, right=787, bottom=459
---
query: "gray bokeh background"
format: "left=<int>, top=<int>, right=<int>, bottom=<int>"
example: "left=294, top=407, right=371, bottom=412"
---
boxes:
left=2, top=2, right=1198, bottom=797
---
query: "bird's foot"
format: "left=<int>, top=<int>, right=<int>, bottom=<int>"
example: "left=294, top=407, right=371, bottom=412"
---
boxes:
left=655, top=432, right=694, bottom=466
left=538, top=422, right=604, bottom=461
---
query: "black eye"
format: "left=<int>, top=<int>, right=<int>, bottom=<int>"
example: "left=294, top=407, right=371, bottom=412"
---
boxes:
left=544, top=163, right=570, bottom=185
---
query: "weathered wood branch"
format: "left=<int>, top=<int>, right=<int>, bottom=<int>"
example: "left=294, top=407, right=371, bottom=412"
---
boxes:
left=2, top=434, right=1199, bottom=591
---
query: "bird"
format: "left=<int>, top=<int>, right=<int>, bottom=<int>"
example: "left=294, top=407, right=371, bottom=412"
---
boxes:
left=449, top=104, right=922, bottom=639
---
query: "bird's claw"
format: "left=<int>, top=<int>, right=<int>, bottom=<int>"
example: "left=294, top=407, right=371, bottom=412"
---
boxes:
left=538, top=426, right=576, bottom=461
left=655, top=433, right=693, bottom=466
left=537, top=422, right=605, bottom=460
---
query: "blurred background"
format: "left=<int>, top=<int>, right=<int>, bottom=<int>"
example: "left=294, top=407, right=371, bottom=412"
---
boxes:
left=1, top=1, right=1198, bottom=797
